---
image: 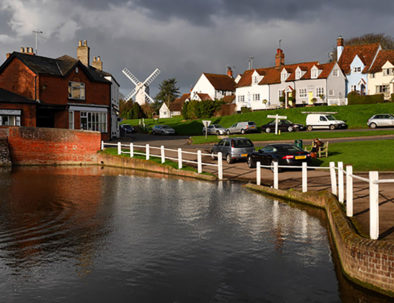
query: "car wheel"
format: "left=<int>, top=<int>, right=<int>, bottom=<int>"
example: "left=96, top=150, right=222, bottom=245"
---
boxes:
left=265, top=127, right=271, bottom=133
left=226, top=154, right=233, bottom=164
left=247, top=156, right=256, bottom=168
left=216, top=131, right=221, bottom=135
left=307, top=125, right=313, bottom=131
left=288, top=126, right=293, bottom=132
left=226, top=130, right=230, bottom=136
left=369, top=123, right=377, bottom=129
left=329, top=124, right=335, bottom=130
left=211, top=152, right=216, bottom=160
left=241, top=129, right=245, bottom=134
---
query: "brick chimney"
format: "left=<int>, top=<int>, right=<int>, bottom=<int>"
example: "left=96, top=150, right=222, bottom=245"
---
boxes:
left=92, top=56, right=103, bottom=71
left=337, top=35, right=344, bottom=61
left=226, top=66, right=233, bottom=78
left=19, top=47, right=35, bottom=55
left=77, top=40, right=90, bottom=66
left=275, top=48, right=285, bottom=68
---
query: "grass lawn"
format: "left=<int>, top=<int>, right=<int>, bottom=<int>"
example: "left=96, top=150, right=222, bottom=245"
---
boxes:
left=191, top=129, right=394, bottom=144
left=311, top=140, right=394, bottom=171
left=121, top=103, right=394, bottom=136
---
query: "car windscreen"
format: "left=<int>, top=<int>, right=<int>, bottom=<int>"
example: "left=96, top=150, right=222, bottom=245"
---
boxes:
left=276, top=145, right=305, bottom=153
left=326, top=115, right=336, bottom=121
left=162, top=126, right=171, bottom=129
left=233, top=139, right=253, bottom=147
left=248, top=122, right=256, bottom=125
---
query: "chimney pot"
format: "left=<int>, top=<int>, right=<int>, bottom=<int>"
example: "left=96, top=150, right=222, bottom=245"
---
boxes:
left=227, top=66, right=233, bottom=78
left=78, top=40, right=82, bottom=46
left=6, top=53, right=11, bottom=59
left=20, top=47, right=25, bottom=53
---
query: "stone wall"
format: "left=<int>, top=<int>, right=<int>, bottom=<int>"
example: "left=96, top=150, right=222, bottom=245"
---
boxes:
left=245, top=184, right=394, bottom=297
left=0, top=139, right=11, bottom=166
left=7, top=127, right=101, bottom=165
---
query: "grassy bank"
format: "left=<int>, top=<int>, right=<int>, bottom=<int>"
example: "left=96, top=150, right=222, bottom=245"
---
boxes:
left=122, top=103, right=394, bottom=136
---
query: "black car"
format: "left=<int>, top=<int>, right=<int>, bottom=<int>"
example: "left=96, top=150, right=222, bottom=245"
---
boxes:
left=120, top=124, right=134, bottom=136
left=247, top=144, right=310, bottom=169
left=261, top=119, right=305, bottom=133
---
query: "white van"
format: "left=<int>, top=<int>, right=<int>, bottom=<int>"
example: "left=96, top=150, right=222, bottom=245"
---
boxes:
left=306, top=114, right=347, bottom=131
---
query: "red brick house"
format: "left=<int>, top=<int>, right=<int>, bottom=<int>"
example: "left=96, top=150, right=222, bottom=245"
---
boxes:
left=0, top=41, right=116, bottom=140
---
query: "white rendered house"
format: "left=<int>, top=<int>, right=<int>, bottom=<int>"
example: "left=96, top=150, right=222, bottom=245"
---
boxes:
left=367, top=50, right=394, bottom=100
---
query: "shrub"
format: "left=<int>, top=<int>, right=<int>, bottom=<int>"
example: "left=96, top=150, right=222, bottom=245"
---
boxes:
left=347, top=91, right=384, bottom=104
left=391, top=94, right=394, bottom=102
left=241, top=106, right=252, bottom=113
left=182, top=100, right=223, bottom=119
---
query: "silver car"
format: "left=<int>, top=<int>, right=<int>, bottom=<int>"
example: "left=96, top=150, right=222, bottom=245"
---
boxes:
left=202, top=124, right=226, bottom=135
left=152, top=125, right=176, bottom=135
left=226, top=121, right=258, bottom=135
left=367, top=114, right=394, bottom=128
left=211, top=137, right=255, bottom=164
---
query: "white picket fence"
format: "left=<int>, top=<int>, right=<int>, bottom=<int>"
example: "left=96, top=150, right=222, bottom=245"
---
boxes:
left=255, top=161, right=394, bottom=240
left=101, top=141, right=223, bottom=180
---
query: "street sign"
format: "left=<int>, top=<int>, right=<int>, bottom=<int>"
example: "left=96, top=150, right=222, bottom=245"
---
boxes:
left=202, top=120, right=211, bottom=138
left=267, top=114, right=287, bottom=135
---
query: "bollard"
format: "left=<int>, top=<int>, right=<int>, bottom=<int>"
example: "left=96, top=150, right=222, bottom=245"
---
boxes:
left=101, top=140, right=104, bottom=151
left=273, top=161, right=279, bottom=189
left=338, top=162, right=344, bottom=203
left=369, top=171, right=379, bottom=240
left=256, top=161, right=261, bottom=185
left=330, top=162, right=337, bottom=196
left=346, top=165, right=353, bottom=217
left=117, top=142, right=121, bottom=155
left=146, top=144, right=150, bottom=160
left=302, top=162, right=307, bottom=193
left=218, top=152, right=223, bottom=180
left=161, top=145, right=165, bottom=163
left=197, top=150, right=202, bottom=174
left=178, top=148, right=182, bottom=169
left=130, top=143, right=134, bottom=158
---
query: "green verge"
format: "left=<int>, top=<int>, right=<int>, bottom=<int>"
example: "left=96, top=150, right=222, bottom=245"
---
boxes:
left=100, top=148, right=212, bottom=175
left=191, top=129, right=394, bottom=144
left=121, top=103, right=394, bottom=136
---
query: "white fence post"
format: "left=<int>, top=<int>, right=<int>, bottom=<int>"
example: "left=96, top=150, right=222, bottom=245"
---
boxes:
left=101, top=140, right=104, bottom=151
left=302, top=162, right=307, bottom=193
left=346, top=165, right=353, bottom=217
left=273, top=161, right=279, bottom=190
left=256, top=161, right=261, bottom=186
left=197, top=150, right=202, bottom=174
left=146, top=144, right=150, bottom=160
left=178, top=148, right=182, bottom=169
left=117, top=142, right=121, bottom=155
left=130, top=143, right=134, bottom=158
left=161, top=145, right=165, bottom=163
left=338, top=162, right=344, bottom=203
left=330, top=162, right=337, bottom=196
left=369, top=171, right=379, bottom=240
left=218, top=152, right=223, bottom=180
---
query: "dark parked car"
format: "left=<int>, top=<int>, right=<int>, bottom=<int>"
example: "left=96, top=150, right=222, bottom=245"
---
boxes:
left=261, top=119, right=305, bottom=133
left=120, top=124, right=134, bottom=136
left=247, top=144, right=310, bottom=169
left=211, top=137, right=255, bottom=164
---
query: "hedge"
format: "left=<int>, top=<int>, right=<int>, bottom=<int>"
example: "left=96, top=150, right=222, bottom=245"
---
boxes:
left=347, top=92, right=384, bottom=105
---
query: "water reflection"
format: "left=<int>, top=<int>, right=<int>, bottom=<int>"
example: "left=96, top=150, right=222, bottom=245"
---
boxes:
left=0, top=167, right=390, bottom=302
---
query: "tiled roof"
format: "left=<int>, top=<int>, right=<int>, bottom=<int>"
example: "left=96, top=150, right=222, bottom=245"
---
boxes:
left=317, top=62, right=336, bottom=79
left=368, top=49, right=394, bottom=73
left=221, top=95, right=235, bottom=103
left=203, top=73, right=236, bottom=91
left=0, top=52, right=111, bottom=84
left=169, top=93, right=189, bottom=111
left=197, top=93, right=212, bottom=101
left=0, top=88, right=36, bottom=104
left=337, top=43, right=380, bottom=74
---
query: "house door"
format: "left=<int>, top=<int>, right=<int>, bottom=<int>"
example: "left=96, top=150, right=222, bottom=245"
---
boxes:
left=360, top=84, right=366, bottom=95
left=36, top=108, right=55, bottom=127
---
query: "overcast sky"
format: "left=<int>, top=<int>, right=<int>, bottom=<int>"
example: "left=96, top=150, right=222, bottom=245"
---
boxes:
left=1, top=0, right=393, bottom=97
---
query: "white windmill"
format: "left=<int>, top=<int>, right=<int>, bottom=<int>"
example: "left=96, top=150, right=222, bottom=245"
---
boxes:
left=122, top=67, right=161, bottom=105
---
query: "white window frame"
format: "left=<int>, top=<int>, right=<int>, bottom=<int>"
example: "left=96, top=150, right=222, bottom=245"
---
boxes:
left=80, top=111, right=107, bottom=133
left=316, top=87, right=324, bottom=96
left=69, top=111, right=74, bottom=129
left=281, top=71, right=287, bottom=82
left=253, top=94, right=260, bottom=101
left=353, top=67, right=361, bottom=72
left=68, top=81, right=85, bottom=100
left=328, top=89, right=334, bottom=96
left=238, top=95, right=245, bottom=102
left=296, top=70, right=301, bottom=80
left=376, top=85, right=389, bottom=93
left=351, top=85, right=357, bottom=92
left=299, top=88, right=307, bottom=98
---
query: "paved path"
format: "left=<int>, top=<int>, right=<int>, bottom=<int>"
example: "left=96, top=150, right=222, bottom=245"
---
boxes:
left=112, top=133, right=394, bottom=241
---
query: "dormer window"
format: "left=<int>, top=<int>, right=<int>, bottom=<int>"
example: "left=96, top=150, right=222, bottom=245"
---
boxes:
left=281, top=71, right=287, bottom=82
left=253, top=76, right=259, bottom=84
left=311, top=68, right=318, bottom=78
left=296, top=70, right=301, bottom=80
left=383, top=68, right=394, bottom=76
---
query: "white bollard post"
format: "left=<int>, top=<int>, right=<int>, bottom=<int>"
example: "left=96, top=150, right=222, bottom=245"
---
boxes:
left=346, top=165, right=353, bottom=217
left=161, top=145, right=165, bottom=163
left=338, top=162, right=344, bottom=203
left=117, top=142, right=121, bottom=155
left=218, top=152, right=223, bottom=180
left=146, top=144, right=150, bottom=160
left=256, top=161, right=261, bottom=186
left=178, top=148, right=182, bottom=169
left=330, top=162, right=337, bottom=196
left=197, top=150, right=202, bottom=174
left=101, top=140, right=104, bottom=151
left=130, top=143, right=134, bottom=158
left=273, top=161, right=279, bottom=190
left=302, top=162, right=307, bottom=193
left=369, top=171, right=379, bottom=240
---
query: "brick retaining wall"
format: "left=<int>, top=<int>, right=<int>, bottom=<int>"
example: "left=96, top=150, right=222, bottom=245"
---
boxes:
left=7, top=127, right=101, bottom=165
left=245, top=184, right=394, bottom=297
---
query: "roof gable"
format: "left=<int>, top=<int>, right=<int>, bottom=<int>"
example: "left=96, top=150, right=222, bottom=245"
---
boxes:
left=337, top=43, right=380, bottom=74
left=368, top=49, right=394, bottom=73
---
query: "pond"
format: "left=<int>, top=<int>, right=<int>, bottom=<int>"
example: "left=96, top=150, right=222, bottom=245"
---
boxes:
left=0, top=166, right=389, bottom=302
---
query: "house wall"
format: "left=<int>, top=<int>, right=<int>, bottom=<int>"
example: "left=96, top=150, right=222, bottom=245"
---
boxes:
left=326, top=66, right=347, bottom=105
left=235, top=85, right=270, bottom=111
left=190, top=74, right=215, bottom=100
left=295, top=79, right=326, bottom=105
left=347, top=56, right=367, bottom=95
left=269, top=81, right=295, bottom=108
left=368, top=61, right=394, bottom=99
left=0, top=58, right=37, bottom=100
left=159, top=103, right=171, bottom=118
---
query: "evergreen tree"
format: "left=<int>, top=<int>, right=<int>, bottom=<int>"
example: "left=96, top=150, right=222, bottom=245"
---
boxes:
left=155, top=78, right=180, bottom=106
